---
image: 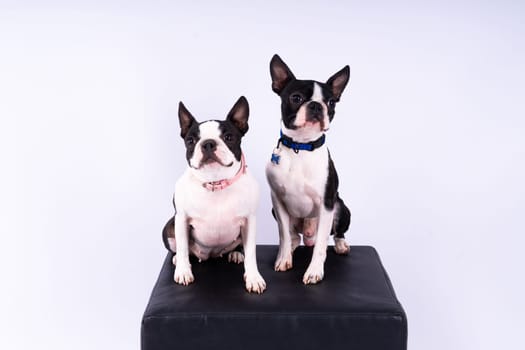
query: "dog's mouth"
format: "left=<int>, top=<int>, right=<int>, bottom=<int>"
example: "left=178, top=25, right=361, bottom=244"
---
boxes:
left=299, top=119, right=327, bottom=132
left=195, top=154, right=233, bottom=169
left=307, top=120, right=326, bottom=129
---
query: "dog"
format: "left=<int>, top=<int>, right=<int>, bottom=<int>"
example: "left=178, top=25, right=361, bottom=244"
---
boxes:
left=266, top=54, right=352, bottom=284
left=162, top=96, right=266, bottom=293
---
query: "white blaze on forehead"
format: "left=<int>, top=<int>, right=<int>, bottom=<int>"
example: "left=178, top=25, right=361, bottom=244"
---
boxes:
left=288, top=82, right=331, bottom=136
left=190, top=120, right=222, bottom=169
left=198, top=120, right=222, bottom=140
left=189, top=119, right=239, bottom=182
left=311, top=83, right=324, bottom=103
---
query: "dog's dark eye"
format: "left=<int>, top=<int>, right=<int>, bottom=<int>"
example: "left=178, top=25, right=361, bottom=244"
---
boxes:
left=290, top=94, right=304, bottom=104
left=328, top=99, right=336, bottom=108
left=224, top=133, right=233, bottom=142
left=186, top=136, right=195, bottom=145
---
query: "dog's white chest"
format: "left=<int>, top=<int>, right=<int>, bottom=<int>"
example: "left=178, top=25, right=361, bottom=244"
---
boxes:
left=175, top=169, right=258, bottom=258
left=184, top=187, right=248, bottom=247
left=188, top=212, right=243, bottom=248
left=266, top=147, right=329, bottom=218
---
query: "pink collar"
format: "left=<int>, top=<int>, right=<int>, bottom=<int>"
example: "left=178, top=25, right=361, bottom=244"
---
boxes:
left=202, top=153, right=247, bottom=192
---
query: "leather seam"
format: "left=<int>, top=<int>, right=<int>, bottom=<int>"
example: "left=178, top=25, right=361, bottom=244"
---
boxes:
left=143, top=313, right=405, bottom=322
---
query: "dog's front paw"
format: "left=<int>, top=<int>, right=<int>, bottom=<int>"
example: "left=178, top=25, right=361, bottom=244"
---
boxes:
left=174, top=264, right=194, bottom=286
left=228, top=251, right=244, bottom=264
left=303, top=263, right=324, bottom=285
left=244, top=271, right=266, bottom=294
left=334, top=238, right=350, bottom=255
left=274, top=252, right=293, bottom=271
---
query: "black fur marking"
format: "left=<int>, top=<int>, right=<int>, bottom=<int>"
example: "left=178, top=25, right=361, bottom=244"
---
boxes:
left=184, top=123, right=201, bottom=165
left=334, top=197, right=351, bottom=238
left=162, top=200, right=177, bottom=252
left=324, top=155, right=351, bottom=238
left=324, top=152, right=339, bottom=210
left=218, top=120, right=243, bottom=161
left=321, top=86, right=338, bottom=122
left=279, top=80, right=314, bottom=130
left=162, top=216, right=175, bottom=252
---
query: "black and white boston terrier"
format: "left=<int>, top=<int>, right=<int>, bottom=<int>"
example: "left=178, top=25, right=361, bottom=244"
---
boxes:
left=266, top=54, right=352, bottom=284
left=162, top=96, right=266, bottom=293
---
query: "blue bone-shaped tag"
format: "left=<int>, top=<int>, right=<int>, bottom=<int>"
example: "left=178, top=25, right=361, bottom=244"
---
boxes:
left=271, top=153, right=280, bottom=165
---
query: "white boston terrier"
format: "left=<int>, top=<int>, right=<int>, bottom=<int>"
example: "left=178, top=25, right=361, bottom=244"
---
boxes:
left=266, top=54, right=352, bottom=285
left=162, top=96, right=266, bottom=294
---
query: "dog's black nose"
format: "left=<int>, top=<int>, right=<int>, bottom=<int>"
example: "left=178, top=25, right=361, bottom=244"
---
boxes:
left=308, top=101, right=323, bottom=113
left=201, top=139, right=217, bottom=153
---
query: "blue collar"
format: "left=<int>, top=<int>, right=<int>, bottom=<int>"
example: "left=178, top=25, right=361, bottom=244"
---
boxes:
left=278, top=130, right=326, bottom=153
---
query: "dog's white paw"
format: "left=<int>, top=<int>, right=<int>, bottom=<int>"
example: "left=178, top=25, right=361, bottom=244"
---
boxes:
left=303, top=263, right=324, bottom=285
left=244, top=271, right=266, bottom=294
left=334, top=238, right=350, bottom=255
left=174, top=264, right=194, bottom=286
left=228, top=251, right=244, bottom=264
left=274, top=252, right=293, bottom=271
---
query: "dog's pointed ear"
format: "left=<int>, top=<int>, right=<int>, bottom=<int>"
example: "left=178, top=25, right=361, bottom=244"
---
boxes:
left=326, top=65, right=350, bottom=101
left=227, top=96, right=249, bottom=135
left=178, top=102, right=197, bottom=138
left=270, top=54, right=295, bottom=95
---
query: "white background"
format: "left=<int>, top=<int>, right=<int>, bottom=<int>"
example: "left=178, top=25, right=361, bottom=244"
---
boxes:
left=2, top=1, right=524, bottom=349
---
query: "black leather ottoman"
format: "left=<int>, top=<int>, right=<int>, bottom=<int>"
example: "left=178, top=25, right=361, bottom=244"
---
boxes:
left=142, top=245, right=407, bottom=350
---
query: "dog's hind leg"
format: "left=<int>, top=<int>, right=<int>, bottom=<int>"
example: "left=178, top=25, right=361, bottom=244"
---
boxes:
left=228, top=244, right=245, bottom=264
left=289, top=218, right=302, bottom=252
left=162, top=216, right=178, bottom=265
left=162, top=216, right=177, bottom=252
left=332, top=196, right=351, bottom=255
